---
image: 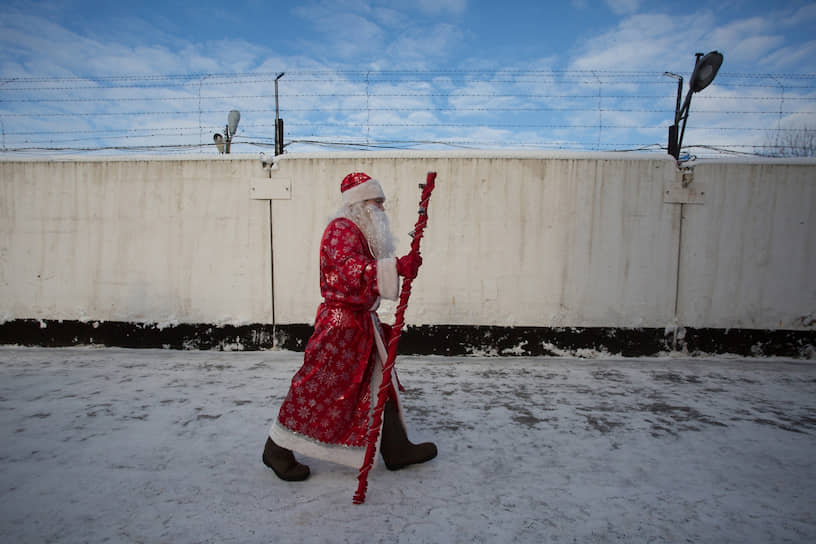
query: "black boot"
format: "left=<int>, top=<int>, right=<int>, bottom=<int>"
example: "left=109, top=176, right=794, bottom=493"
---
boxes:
left=380, top=400, right=437, bottom=471
left=262, top=438, right=310, bottom=481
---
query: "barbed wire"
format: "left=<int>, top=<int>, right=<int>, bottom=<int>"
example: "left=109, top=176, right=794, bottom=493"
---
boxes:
left=4, top=94, right=816, bottom=103
left=3, top=140, right=795, bottom=154
left=2, top=69, right=815, bottom=157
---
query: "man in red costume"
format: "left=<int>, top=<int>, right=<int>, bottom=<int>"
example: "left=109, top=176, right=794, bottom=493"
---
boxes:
left=263, top=172, right=437, bottom=481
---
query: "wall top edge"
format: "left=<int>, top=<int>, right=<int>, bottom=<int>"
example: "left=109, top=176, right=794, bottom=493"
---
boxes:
left=0, top=150, right=669, bottom=162
left=1, top=150, right=815, bottom=165
left=273, top=150, right=677, bottom=161
left=688, top=157, right=816, bottom=165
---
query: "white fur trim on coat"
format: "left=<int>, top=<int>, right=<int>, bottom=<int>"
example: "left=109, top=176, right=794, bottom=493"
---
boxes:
left=342, top=177, right=386, bottom=205
left=268, top=320, right=403, bottom=469
left=377, top=257, right=398, bottom=300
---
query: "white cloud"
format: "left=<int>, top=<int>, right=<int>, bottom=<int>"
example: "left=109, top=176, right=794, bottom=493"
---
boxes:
left=782, top=2, right=816, bottom=25
left=292, top=8, right=387, bottom=61
left=370, top=5, right=411, bottom=28
left=604, top=0, right=641, bottom=15
left=385, top=23, right=464, bottom=65
left=415, top=0, right=467, bottom=16
left=566, top=7, right=816, bottom=74
left=569, top=13, right=703, bottom=71
left=291, top=1, right=467, bottom=65
left=0, top=10, right=264, bottom=78
left=760, top=40, right=816, bottom=69
left=708, top=17, right=784, bottom=63
left=1, top=1, right=812, bottom=157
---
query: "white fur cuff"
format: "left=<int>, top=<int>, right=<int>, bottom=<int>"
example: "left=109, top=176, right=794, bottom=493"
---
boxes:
left=377, top=257, right=399, bottom=300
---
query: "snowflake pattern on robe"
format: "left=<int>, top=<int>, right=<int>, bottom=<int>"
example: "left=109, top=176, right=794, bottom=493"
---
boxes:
left=276, top=217, right=383, bottom=448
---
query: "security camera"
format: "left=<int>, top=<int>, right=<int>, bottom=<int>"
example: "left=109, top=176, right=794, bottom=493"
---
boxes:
left=213, top=133, right=225, bottom=154
left=260, top=152, right=277, bottom=168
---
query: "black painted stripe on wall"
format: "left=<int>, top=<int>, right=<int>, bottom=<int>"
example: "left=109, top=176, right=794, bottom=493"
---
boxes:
left=1, top=319, right=813, bottom=358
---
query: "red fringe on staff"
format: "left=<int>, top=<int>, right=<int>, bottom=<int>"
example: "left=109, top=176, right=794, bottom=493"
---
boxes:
left=353, top=172, right=437, bottom=505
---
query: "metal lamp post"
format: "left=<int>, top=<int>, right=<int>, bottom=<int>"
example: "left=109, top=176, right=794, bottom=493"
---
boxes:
left=666, top=51, right=724, bottom=160
left=274, top=73, right=285, bottom=156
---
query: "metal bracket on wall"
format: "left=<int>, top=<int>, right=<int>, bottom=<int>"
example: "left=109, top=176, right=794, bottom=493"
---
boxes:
left=250, top=176, right=292, bottom=200
left=663, top=167, right=705, bottom=205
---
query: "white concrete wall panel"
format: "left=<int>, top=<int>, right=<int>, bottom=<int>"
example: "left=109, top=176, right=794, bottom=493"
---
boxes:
left=677, top=163, right=816, bottom=329
left=270, top=155, right=679, bottom=327
left=0, top=160, right=272, bottom=324
left=2, top=154, right=814, bottom=332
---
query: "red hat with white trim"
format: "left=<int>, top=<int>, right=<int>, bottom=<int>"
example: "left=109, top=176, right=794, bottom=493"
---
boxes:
left=341, top=172, right=385, bottom=205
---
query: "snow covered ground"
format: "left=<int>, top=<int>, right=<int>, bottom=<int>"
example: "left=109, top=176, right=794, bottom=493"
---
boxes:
left=0, top=346, right=814, bottom=543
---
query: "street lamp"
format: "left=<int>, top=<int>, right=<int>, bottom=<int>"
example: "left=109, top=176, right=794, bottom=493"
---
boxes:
left=274, top=73, right=285, bottom=156
left=213, top=133, right=225, bottom=154
left=666, top=51, right=723, bottom=160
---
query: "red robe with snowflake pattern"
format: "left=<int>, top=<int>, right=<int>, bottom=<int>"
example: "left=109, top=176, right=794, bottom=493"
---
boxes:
left=268, top=217, right=399, bottom=467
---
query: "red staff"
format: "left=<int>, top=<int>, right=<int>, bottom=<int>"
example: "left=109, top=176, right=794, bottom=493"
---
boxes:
left=353, top=172, right=437, bottom=505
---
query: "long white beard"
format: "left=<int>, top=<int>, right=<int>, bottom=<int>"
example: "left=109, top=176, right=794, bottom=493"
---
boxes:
left=336, top=202, right=396, bottom=259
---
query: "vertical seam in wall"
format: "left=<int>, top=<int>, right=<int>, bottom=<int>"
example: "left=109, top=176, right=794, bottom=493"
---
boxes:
left=672, top=202, right=685, bottom=350
left=269, top=194, right=276, bottom=335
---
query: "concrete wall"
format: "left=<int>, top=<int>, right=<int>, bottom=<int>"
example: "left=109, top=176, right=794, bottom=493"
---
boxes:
left=270, top=154, right=681, bottom=329
left=0, top=159, right=272, bottom=325
left=1, top=152, right=814, bottom=349
left=678, top=162, right=816, bottom=329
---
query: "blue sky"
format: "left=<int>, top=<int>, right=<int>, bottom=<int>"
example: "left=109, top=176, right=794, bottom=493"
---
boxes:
left=1, top=0, right=815, bottom=156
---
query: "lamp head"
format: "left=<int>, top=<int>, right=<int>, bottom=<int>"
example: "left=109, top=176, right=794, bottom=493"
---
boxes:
left=690, top=51, right=723, bottom=93
left=227, top=110, right=241, bottom=135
